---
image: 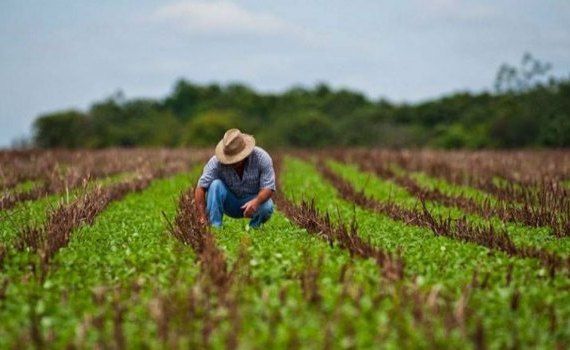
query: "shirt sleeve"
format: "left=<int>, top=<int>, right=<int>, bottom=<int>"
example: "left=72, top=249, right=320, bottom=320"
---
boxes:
left=197, top=156, right=219, bottom=189
left=259, top=152, right=276, bottom=191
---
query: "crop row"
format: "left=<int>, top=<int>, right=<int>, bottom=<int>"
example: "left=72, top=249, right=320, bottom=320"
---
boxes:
left=0, top=149, right=198, bottom=187
left=2, top=154, right=197, bottom=264
left=0, top=149, right=206, bottom=211
left=321, top=149, right=569, bottom=211
left=168, top=186, right=236, bottom=305
left=0, top=171, right=203, bottom=347
left=0, top=151, right=567, bottom=348
left=142, top=160, right=489, bottom=348
left=327, top=159, right=569, bottom=255
left=281, top=157, right=568, bottom=347
left=0, top=158, right=484, bottom=348
left=323, top=149, right=569, bottom=238
left=165, top=185, right=241, bottom=347
left=272, top=163, right=494, bottom=346
left=355, top=154, right=567, bottom=238
left=315, top=160, right=569, bottom=276
left=0, top=149, right=135, bottom=190
left=273, top=156, right=404, bottom=279
left=15, top=175, right=155, bottom=280
left=0, top=155, right=206, bottom=347
left=273, top=191, right=485, bottom=348
left=330, top=149, right=569, bottom=185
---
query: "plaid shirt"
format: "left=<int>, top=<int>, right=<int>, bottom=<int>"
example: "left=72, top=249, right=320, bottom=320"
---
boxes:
left=197, top=147, right=276, bottom=197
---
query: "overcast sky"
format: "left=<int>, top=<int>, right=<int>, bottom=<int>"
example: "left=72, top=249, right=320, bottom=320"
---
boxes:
left=1, top=0, right=569, bottom=147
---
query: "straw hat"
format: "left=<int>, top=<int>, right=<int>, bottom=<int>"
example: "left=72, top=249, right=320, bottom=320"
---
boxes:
left=215, top=129, right=256, bottom=164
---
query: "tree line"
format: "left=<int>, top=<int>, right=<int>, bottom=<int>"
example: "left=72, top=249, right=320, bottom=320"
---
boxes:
left=33, top=54, right=570, bottom=149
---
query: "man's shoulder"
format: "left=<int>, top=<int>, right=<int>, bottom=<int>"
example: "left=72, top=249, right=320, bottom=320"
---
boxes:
left=252, top=146, right=272, bottom=162
left=206, top=155, right=220, bottom=168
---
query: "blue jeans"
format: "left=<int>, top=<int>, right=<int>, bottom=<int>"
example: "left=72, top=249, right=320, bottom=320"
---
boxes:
left=206, top=179, right=274, bottom=228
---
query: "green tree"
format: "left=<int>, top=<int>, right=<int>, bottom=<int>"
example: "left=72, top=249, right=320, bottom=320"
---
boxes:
left=182, top=110, right=243, bottom=146
left=274, top=110, right=336, bottom=148
left=33, top=110, right=88, bottom=148
left=29, top=56, right=570, bottom=150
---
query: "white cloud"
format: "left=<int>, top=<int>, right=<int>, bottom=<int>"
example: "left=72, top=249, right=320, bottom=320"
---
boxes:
left=152, top=0, right=301, bottom=37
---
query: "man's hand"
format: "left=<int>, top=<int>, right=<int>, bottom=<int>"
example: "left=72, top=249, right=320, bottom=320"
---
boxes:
left=241, top=198, right=260, bottom=218
left=198, top=214, right=208, bottom=226
left=195, top=187, right=208, bottom=226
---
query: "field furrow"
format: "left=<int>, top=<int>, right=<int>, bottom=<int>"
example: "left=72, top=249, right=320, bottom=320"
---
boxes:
left=0, top=172, right=199, bottom=348
left=329, top=152, right=570, bottom=238
left=326, top=160, right=570, bottom=255
left=282, top=156, right=569, bottom=348
left=206, top=210, right=477, bottom=347
left=164, top=184, right=241, bottom=348
left=0, top=149, right=567, bottom=349
left=0, top=149, right=206, bottom=212
left=0, top=172, right=133, bottom=251
left=319, top=160, right=569, bottom=275
left=126, top=159, right=482, bottom=348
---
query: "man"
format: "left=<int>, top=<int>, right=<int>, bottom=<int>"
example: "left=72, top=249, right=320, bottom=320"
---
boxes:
left=195, top=128, right=275, bottom=228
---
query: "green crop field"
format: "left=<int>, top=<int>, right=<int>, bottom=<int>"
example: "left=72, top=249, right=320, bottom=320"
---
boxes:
left=0, top=149, right=568, bottom=349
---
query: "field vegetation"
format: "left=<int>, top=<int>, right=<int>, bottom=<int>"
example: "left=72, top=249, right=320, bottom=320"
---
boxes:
left=0, top=148, right=568, bottom=349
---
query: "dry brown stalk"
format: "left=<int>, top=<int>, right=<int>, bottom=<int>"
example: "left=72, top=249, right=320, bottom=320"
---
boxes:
left=17, top=182, right=142, bottom=280
left=13, top=159, right=196, bottom=284
left=166, top=186, right=243, bottom=347
left=331, top=150, right=569, bottom=237
left=273, top=156, right=404, bottom=281
left=316, top=160, right=569, bottom=276
left=1, top=148, right=208, bottom=211
left=167, top=187, right=235, bottom=297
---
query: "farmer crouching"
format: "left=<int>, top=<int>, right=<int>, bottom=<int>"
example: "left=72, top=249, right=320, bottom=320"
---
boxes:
left=195, top=129, right=275, bottom=229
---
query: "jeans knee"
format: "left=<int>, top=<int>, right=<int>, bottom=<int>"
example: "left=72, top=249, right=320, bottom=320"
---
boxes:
left=207, top=179, right=226, bottom=204
left=249, top=199, right=274, bottom=228
left=259, top=199, right=274, bottom=217
left=210, top=179, right=224, bottom=191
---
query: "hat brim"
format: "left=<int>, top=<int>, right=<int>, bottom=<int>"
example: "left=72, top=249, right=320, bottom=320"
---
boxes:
left=215, top=134, right=256, bottom=164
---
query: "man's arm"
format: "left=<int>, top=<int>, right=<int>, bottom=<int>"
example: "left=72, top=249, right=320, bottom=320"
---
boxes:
left=241, top=188, right=273, bottom=218
left=242, top=150, right=277, bottom=217
left=195, top=186, right=208, bottom=225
